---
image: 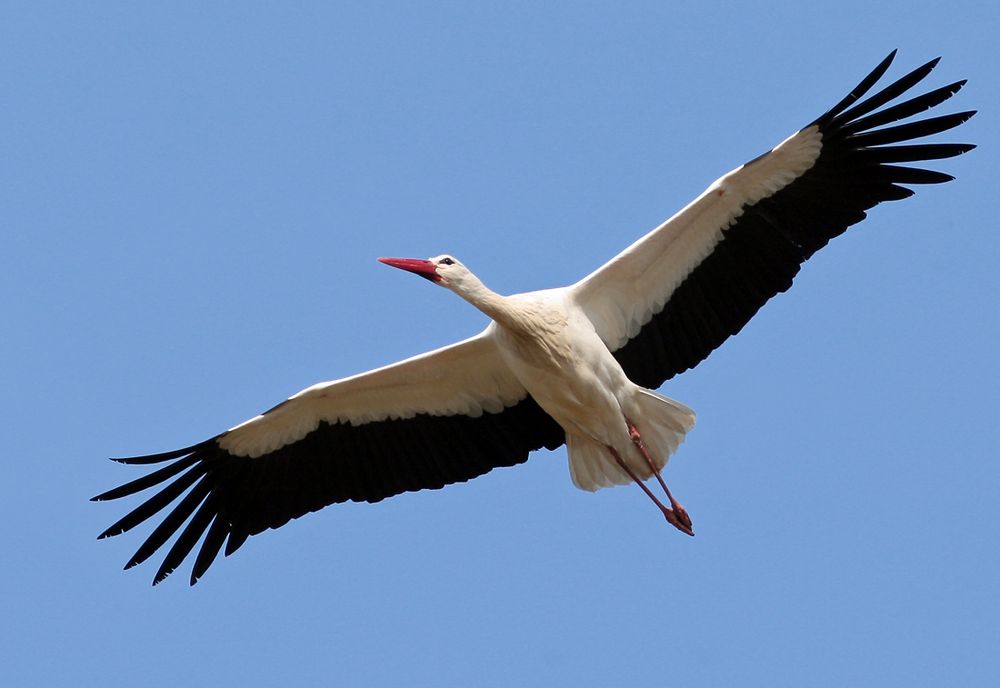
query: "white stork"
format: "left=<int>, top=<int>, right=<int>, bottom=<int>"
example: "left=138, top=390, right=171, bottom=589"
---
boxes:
left=94, top=51, right=974, bottom=585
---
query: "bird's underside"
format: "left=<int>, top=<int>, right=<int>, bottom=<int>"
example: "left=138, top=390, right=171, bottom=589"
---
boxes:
left=93, top=51, right=975, bottom=585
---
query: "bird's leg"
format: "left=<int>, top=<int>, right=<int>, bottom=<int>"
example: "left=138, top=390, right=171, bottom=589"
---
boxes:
left=606, top=445, right=694, bottom=536
left=624, top=416, right=694, bottom=535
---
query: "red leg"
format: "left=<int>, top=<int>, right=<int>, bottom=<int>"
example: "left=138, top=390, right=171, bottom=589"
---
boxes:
left=624, top=416, right=694, bottom=533
left=607, top=445, right=694, bottom=536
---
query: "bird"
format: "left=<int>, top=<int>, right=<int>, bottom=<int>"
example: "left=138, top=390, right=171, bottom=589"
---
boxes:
left=94, top=51, right=974, bottom=585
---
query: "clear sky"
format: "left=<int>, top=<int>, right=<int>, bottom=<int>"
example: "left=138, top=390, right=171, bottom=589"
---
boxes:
left=3, top=2, right=998, bottom=686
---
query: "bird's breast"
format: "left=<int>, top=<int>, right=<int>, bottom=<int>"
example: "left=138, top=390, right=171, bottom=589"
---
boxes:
left=492, top=307, right=630, bottom=440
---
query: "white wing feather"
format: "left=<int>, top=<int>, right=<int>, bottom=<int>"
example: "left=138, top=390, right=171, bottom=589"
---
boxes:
left=219, top=326, right=525, bottom=457
left=570, top=126, right=823, bottom=350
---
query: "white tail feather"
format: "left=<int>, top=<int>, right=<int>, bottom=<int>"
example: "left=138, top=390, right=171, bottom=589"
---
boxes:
left=566, top=388, right=695, bottom=492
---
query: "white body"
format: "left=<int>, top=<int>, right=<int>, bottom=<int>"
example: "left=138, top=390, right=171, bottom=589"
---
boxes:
left=486, top=290, right=694, bottom=490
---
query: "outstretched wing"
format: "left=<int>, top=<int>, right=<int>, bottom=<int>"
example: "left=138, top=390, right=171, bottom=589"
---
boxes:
left=571, top=51, right=975, bottom=388
left=93, top=328, right=564, bottom=585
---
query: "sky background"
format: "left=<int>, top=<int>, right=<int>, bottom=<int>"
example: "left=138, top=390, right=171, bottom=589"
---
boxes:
left=2, top=2, right=998, bottom=686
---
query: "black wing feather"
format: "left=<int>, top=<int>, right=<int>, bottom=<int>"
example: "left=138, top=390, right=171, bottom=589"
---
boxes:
left=124, top=476, right=214, bottom=570
left=97, top=463, right=206, bottom=539
left=840, top=81, right=965, bottom=136
left=95, top=397, right=563, bottom=584
left=614, top=52, right=974, bottom=388
left=821, top=57, right=941, bottom=128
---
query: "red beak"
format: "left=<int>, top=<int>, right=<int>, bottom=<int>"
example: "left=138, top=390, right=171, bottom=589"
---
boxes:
left=378, top=257, right=441, bottom=283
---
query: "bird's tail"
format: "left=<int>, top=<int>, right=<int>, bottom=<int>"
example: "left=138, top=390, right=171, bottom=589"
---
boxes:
left=566, top=389, right=695, bottom=491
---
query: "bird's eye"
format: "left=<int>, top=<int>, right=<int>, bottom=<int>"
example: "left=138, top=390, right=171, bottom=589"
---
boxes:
left=439, top=257, right=454, bottom=266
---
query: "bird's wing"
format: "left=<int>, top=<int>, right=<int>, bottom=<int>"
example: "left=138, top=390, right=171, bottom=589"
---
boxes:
left=93, top=328, right=564, bottom=585
left=570, top=51, right=975, bottom=389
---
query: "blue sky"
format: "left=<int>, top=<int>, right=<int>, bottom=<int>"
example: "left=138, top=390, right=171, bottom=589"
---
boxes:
left=3, top=2, right=998, bottom=686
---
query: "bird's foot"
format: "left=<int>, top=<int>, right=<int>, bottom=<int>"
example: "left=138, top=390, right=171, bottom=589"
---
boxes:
left=663, top=505, right=694, bottom=536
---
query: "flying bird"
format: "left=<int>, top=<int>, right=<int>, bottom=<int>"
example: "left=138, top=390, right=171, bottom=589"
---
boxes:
left=94, top=51, right=974, bottom=585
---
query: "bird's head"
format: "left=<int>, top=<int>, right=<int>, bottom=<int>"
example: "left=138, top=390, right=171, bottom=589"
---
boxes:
left=378, top=254, right=472, bottom=290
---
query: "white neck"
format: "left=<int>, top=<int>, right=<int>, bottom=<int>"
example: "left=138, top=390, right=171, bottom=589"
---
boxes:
left=447, top=271, right=516, bottom=326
